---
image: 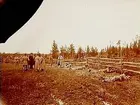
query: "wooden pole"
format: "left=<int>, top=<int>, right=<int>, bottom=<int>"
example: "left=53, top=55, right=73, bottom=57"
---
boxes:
left=98, top=51, right=100, bottom=70
left=119, top=41, right=123, bottom=72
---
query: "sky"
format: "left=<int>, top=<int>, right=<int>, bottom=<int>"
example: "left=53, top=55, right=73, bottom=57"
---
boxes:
left=0, top=0, right=140, bottom=53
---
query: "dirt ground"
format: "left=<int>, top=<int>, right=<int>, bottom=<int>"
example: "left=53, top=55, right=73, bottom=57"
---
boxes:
left=1, top=63, right=140, bottom=105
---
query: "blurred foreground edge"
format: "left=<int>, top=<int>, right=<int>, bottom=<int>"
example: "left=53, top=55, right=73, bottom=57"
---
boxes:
left=0, top=0, right=43, bottom=43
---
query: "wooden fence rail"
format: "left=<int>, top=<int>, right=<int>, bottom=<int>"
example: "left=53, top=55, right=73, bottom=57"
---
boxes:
left=87, top=57, right=140, bottom=71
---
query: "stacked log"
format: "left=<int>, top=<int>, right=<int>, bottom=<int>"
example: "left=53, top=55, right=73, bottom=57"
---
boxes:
left=87, top=57, right=140, bottom=73
left=101, top=74, right=130, bottom=82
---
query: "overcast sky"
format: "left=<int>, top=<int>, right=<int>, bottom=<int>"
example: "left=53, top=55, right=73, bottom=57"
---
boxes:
left=0, top=0, right=140, bottom=53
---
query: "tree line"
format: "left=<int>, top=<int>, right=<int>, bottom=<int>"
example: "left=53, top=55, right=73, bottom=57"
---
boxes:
left=100, top=35, right=140, bottom=58
left=51, top=35, right=140, bottom=59
left=51, top=40, right=98, bottom=59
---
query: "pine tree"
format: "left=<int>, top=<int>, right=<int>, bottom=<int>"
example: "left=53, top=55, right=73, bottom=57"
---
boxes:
left=90, top=47, right=97, bottom=57
left=60, top=46, right=66, bottom=58
left=125, top=44, right=129, bottom=58
left=65, top=45, right=70, bottom=59
left=136, top=35, right=140, bottom=56
left=133, top=40, right=137, bottom=57
left=69, top=44, right=75, bottom=59
left=77, top=46, right=84, bottom=58
left=51, top=40, right=59, bottom=59
left=138, top=39, right=140, bottom=55
left=86, top=45, right=90, bottom=57
left=111, top=46, right=116, bottom=58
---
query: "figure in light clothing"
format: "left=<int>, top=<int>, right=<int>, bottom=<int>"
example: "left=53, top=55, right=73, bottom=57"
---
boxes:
left=14, top=56, right=20, bottom=69
left=57, top=54, right=64, bottom=68
left=22, top=54, right=29, bottom=71
left=40, top=55, right=46, bottom=71
left=35, top=54, right=41, bottom=71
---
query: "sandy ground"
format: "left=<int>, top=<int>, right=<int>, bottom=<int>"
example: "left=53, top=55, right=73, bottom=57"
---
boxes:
left=1, top=63, right=140, bottom=105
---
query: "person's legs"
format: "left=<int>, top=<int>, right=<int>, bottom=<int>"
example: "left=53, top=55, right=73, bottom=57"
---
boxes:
left=39, top=63, right=42, bottom=71
left=30, top=64, right=33, bottom=69
left=58, top=60, right=60, bottom=67
left=35, top=63, right=37, bottom=71
left=35, top=62, right=39, bottom=70
left=41, top=63, right=45, bottom=71
left=25, top=65, right=28, bottom=71
left=23, top=65, right=27, bottom=71
left=23, top=65, right=25, bottom=71
left=29, top=61, right=34, bottom=69
left=50, top=61, right=53, bottom=67
left=28, top=64, right=30, bottom=70
left=36, top=63, right=40, bottom=71
left=33, top=64, right=35, bottom=69
left=60, top=60, right=62, bottom=68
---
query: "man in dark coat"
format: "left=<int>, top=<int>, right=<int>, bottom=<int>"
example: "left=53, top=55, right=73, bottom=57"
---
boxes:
left=28, top=53, right=35, bottom=69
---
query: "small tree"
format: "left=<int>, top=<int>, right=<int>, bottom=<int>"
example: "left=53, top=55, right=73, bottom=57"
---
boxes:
left=86, top=45, right=90, bottom=57
left=51, top=40, right=59, bottom=59
left=90, top=47, right=98, bottom=57
left=138, top=39, right=140, bottom=55
left=60, top=46, right=65, bottom=58
left=77, top=46, right=84, bottom=59
left=69, top=44, right=75, bottom=59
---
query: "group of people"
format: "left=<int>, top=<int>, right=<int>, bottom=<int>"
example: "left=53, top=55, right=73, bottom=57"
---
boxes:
left=22, top=53, right=46, bottom=71
left=13, top=53, right=65, bottom=71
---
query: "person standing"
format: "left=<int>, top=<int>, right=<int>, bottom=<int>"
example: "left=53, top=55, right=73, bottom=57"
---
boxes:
left=28, top=53, right=35, bottom=69
left=14, top=56, right=20, bottom=70
left=35, top=54, right=40, bottom=71
left=57, top=54, right=64, bottom=68
left=40, top=55, right=46, bottom=71
left=35, top=53, right=43, bottom=71
left=22, top=54, right=28, bottom=71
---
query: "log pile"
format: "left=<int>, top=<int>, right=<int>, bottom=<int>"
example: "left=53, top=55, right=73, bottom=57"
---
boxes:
left=101, top=74, right=130, bottom=82
left=103, top=67, right=122, bottom=74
